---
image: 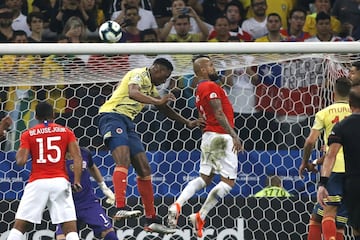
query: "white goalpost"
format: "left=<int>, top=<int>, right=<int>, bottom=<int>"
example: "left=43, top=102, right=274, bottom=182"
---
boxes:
left=0, top=42, right=360, bottom=240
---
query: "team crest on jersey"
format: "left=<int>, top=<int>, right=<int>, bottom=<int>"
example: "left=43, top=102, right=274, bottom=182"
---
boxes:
left=116, top=128, right=123, bottom=134
left=210, top=92, right=218, bottom=99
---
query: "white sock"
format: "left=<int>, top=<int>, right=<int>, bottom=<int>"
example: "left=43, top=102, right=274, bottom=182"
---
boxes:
left=7, top=228, right=24, bottom=240
left=65, top=232, right=79, bottom=240
left=199, top=181, right=232, bottom=220
left=176, top=177, right=206, bottom=206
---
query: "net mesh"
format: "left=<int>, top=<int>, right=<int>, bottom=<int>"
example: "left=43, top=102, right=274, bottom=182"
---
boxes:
left=0, top=48, right=358, bottom=239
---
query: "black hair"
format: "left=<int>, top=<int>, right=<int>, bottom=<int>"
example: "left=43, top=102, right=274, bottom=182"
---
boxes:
left=36, top=102, right=54, bottom=121
left=267, top=12, right=282, bottom=23
left=140, top=28, right=157, bottom=42
left=316, top=11, right=330, bottom=23
left=335, top=77, right=352, bottom=98
left=349, top=85, right=360, bottom=109
left=288, top=7, right=307, bottom=19
left=153, top=58, right=174, bottom=71
left=352, top=61, right=360, bottom=71
left=225, top=1, right=245, bottom=20
left=26, top=12, right=44, bottom=25
left=11, top=30, right=27, bottom=41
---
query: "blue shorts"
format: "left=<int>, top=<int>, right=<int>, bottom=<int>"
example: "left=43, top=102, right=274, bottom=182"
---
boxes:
left=56, top=200, right=112, bottom=237
left=312, top=172, right=348, bottom=227
left=98, top=112, right=145, bottom=157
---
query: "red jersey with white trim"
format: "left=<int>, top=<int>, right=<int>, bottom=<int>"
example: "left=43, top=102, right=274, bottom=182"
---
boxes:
left=19, top=122, right=77, bottom=182
left=195, top=80, right=234, bottom=133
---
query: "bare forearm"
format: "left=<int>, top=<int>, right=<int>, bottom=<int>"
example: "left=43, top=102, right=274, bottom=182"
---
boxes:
left=302, top=142, right=314, bottom=164
left=321, top=155, right=335, bottom=177
left=129, top=91, right=159, bottom=105
left=215, top=111, right=237, bottom=137
left=158, top=104, right=188, bottom=125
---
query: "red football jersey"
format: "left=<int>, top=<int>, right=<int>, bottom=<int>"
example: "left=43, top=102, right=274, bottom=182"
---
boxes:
left=195, top=80, right=234, bottom=133
left=19, top=122, right=77, bottom=182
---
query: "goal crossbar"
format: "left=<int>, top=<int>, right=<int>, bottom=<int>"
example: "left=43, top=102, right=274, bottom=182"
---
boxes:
left=0, top=42, right=359, bottom=55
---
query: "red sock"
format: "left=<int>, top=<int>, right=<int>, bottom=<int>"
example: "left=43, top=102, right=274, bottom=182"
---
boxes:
left=322, top=216, right=336, bottom=240
left=336, top=228, right=344, bottom=240
left=308, top=217, right=322, bottom=240
left=137, top=176, right=156, bottom=218
left=113, top=166, right=128, bottom=208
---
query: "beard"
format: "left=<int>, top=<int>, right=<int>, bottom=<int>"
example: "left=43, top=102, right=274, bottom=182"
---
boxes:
left=209, top=72, right=219, bottom=81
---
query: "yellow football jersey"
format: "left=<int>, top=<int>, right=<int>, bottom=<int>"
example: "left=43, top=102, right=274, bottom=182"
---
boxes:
left=312, top=102, right=351, bottom=172
left=99, top=67, right=159, bottom=120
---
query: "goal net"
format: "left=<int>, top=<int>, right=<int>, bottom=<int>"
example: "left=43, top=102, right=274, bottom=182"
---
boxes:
left=0, top=42, right=359, bottom=240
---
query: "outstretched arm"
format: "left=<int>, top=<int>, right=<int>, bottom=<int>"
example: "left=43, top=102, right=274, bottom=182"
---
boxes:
left=157, top=103, right=200, bottom=128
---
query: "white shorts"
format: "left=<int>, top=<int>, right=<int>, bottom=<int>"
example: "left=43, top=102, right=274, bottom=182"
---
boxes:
left=16, top=177, right=77, bottom=224
left=199, top=131, right=238, bottom=179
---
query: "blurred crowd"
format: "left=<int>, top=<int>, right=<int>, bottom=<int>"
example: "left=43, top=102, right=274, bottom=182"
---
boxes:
left=0, top=0, right=359, bottom=44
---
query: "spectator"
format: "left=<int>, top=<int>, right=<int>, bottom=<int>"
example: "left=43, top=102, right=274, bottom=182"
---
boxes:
left=111, top=0, right=159, bottom=37
left=255, top=12, right=285, bottom=42
left=31, top=0, right=56, bottom=29
left=26, top=11, right=45, bottom=43
left=159, top=0, right=211, bottom=42
left=62, top=16, right=87, bottom=43
left=208, top=16, right=240, bottom=42
left=225, top=1, right=252, bottom=40
left=303, top=0, right=341, bottom=36
left=5, top=0, right=31, bottom=36
left=140, top=28, right=157, bottom=42
left=241, top=0, right=268, bottom=39
left=280, top=7, right=311, bottom=42
left=253, top=175, right=293, bottom=197
left=10, top=29, right=27, bottom=42
left=31, top=0, right=58, bottom=41
left=50, top=0, right=97, bottom=34
left=111, top=0, right=152, bottom=12
left=202, top=0, right=232, bottom=25
left=246, top=0, right=293, bottom=30
left=83, top=0, right=105, bottom=27
left=208, top=1, right=253, bottom=41
left=0, top=5, right=14, bottom=42
left=165, top=14, right=208, bottom=42
left=151, top=0, right=172, bottom=28
left=121, top=6, right=141, bottom=42
left=305, top=11, right=339, bottom=42
left=332, top=0, right=360, bottom=40
left=82, top=0, right=105, bottom=41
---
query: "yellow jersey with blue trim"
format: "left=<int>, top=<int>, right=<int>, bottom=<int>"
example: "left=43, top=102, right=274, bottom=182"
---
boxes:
left=312, top=102, right=351, bottom=172
left=99, top=67, right=159, bottom=120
